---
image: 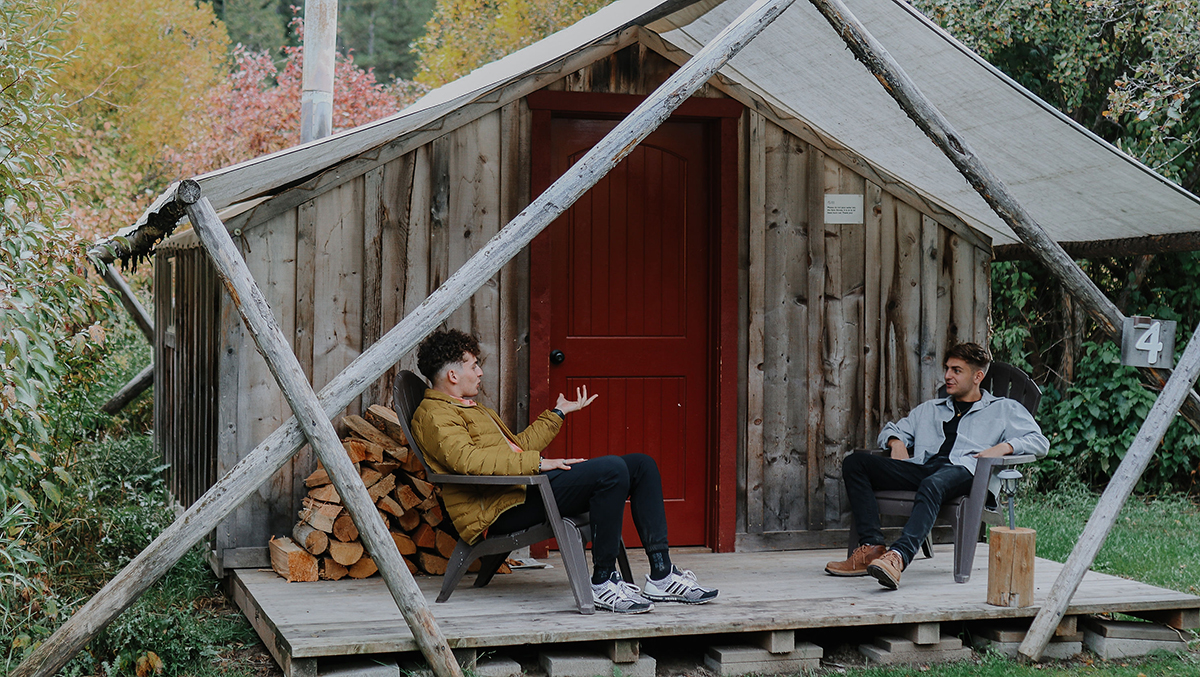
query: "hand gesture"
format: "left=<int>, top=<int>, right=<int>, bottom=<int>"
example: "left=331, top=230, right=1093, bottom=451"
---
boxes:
left=555, top=385, right=598, bottom=414
left=540, top=457, right=587, bottom=471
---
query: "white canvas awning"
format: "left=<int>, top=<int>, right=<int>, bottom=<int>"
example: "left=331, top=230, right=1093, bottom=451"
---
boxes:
left=107, top=0, right=1199, bottom=256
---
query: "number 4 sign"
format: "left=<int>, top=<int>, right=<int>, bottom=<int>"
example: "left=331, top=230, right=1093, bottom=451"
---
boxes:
left=1121, top=316, right=1176, bottom=369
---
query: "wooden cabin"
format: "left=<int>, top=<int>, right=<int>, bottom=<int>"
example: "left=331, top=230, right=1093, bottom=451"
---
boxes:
left=134, top=0, right=1200, bottom=574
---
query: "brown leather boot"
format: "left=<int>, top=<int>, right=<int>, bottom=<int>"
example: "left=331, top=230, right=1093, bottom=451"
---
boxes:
left=867, top=549, right=905, bottom=589
left=825, top=544, right=887, bottom=577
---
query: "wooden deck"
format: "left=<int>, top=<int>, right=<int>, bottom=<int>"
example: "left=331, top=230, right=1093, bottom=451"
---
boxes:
left=229, top=546, right=1199, bottom=674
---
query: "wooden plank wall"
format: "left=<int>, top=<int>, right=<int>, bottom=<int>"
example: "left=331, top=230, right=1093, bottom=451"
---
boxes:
left=739, top=115, right=991, bottom=550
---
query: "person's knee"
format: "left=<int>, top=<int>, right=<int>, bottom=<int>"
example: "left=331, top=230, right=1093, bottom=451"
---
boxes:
left=622, top=453, right=659, bottom=477
left=843, top=451, right=870, bottom=477
left=591, top=455, right=630, bottom=490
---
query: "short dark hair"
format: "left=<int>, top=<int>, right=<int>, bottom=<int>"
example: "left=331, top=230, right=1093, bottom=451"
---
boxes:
left=945, top=342, right=991, bottom=374
left=417, top=329, right=481, bottom=382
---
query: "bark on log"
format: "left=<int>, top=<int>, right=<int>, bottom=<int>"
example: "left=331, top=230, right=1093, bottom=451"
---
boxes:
left=365, top=404, right=409, bottom=446
left=327, top=538, right=365, bottom=567
left=805, top=0, right=1200, bottom=432
left=1019, top=320, right=1200, bottom=659
left=100, top=363, right=154, bottom=415
left=293, top=522, right=329, bottom=555
left=13, top=4, right=795, bottom=670
left=300, top=498, right=341, bottom=533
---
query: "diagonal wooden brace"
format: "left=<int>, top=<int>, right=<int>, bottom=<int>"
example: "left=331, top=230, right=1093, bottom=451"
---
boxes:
left=181, top=191, right=462, bottom=677
left=11, top=1, right=796, bottom=674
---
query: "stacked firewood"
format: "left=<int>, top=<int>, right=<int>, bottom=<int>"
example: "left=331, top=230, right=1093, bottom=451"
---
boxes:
left=269, top=404, right=467, bottom=582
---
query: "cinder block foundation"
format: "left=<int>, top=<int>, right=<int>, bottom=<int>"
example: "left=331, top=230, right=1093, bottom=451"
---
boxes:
left=969, top=621, right=1082, bottom=660
left=858, top=635, right=973, bottom=665
left=1083, top=618, right=1189, bottom=659
left=539, top=650, right=655, bottom=677
left=703, top=642, right=822, bottom=675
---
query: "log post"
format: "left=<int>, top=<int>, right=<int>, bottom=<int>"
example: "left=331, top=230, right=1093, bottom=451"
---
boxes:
left=181, top=191, right=462, bottom=677
left=11, top=2, right=796, bottom=674
left=805, top=0, right=1200, bottom=431
left=1017, top=320, right=1200, bottom=658
left=986, top=527, right=1035, bottom=608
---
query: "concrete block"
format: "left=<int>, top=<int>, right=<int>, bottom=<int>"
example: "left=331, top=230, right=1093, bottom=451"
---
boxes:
left=603, top=639, right=639, bottom=664
left=322, top=658, right=401, bottom=677
left=704, top=643, right=822, bottom=676
left=399, top=649, right=477, bottom=677
left=753, top=630, right=795, bottom=654
left=1083, top=617, right=1189, bottom=641
left=539, top=650, right=655, bottom=677
left=897, top=622, right=940, bottom=645
left=859, top=635, right=972, bottom=666
left=971, top=636, right=1081, bottom=660
left=1084, top=629, right=1187, bottom=659
left=475, top=656, right=523, bottom=677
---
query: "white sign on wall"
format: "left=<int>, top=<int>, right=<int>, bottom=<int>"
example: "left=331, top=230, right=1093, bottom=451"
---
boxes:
left=824, top=194, right=864, bottom=224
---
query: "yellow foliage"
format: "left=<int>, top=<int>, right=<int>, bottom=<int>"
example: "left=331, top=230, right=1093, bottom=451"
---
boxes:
left=56, top=0, right=230, bottom=162
left=414, top=0, right=614, bottom=87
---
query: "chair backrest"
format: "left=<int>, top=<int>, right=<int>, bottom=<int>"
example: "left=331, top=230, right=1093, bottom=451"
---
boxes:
left=392, top=369, right=436, bottom=475
left=937, top=361, right=1041, bottom=417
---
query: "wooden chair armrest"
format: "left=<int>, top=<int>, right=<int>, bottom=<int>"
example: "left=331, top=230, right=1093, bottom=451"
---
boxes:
left=428, top=473, right=543, bottom=486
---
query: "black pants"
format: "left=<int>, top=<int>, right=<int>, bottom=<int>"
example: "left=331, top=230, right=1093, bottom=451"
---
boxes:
left=489, top=453, right=669, bottom=576
left=843, top=452, right=974, bottom=565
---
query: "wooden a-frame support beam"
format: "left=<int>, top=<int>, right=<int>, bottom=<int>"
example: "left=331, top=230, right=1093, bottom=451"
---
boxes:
left=11, top=1, right=796, bottom=674
left=803, top=0, right=1200, bottom=660
left=95, top=262, right=156, bottom=414
left=803, top=0, right=1200, bottom=432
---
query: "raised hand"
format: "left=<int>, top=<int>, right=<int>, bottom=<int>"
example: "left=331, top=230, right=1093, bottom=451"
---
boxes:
left=555, top=385, right=598, bottom=414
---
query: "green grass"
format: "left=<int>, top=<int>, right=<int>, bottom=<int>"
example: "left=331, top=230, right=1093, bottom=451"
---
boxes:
left=849, top=651, right=1200, bottom=676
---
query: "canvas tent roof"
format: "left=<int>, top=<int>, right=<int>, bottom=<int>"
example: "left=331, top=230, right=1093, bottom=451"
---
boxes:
left=107, top=0, right=1199, bottom=257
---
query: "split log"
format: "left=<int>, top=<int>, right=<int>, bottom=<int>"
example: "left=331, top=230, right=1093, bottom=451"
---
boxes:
left=397, top=508, right=421, bottom=532
left=321, top=557, right=348, bottom=581
left=386, top=446, right=412, bottom=464
left=359, top=467, right=382, bottom=489
left=270, top=537, right=318, bottom=582
left=416, top=494, right=440, bottom=511
left=377, top=495, right=405, bottom=518
left=14, top=4, right=792, bottom=668
left=365, top=404, right=409, bottom=446
left=422, top=503, right=444, bottom=527
left=328, top=539, right=365, bottom=566
left=368, top=473, right=397, bottom=502
left=435, top=530, right=457, bottom=559
left=344, top=414, right=402, bottom=450
left=401, top=454, right=425, bottom=475
left=308, top=484, right=341, bottom=504
left=413, top=523, right=436, bottom=550
left=333, top=514, right=360, bottom=543
left=418, top=553, right=448, bottom=576
left=293, top=523, right=329, bottom=556
left=305, top=468, right=332, bottom=488
left=403, top=556, right=418, bottom=575
left=349, top=556, right=379, bottom=579
left=396, top=485, right=422, bottom=511
left=299, top=498, right=342, bottom=533
left=361, top=441, right=385, bottom=464
left=409, top=477, right=435, bottom=499
left=369, top=461, right=402, bottom=475
left=342, top=439, right=368, bottom=464
left=391, top=532, right=417, bottom=556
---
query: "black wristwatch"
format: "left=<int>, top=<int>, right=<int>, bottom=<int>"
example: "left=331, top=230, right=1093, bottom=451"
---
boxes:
left=551, top=408, right=566, bottom=419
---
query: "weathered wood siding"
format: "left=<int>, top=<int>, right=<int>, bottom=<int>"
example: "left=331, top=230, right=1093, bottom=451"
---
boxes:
left=737, top=113, right=992, bottom=551
left=155, top=41, right=990, bottom=567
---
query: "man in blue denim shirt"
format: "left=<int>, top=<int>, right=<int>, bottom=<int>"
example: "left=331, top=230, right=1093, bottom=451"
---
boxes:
left=825, top=343, right=1048, bottom=589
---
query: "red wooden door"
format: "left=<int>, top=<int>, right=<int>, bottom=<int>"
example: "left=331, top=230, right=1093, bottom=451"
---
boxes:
left=531, top=110, right=713, bottom=546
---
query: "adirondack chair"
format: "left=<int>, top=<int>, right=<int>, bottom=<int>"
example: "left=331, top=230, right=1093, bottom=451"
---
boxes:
left=392, top=370, right=631, bottom=614
left=847, top=361, right=1042, bottom=583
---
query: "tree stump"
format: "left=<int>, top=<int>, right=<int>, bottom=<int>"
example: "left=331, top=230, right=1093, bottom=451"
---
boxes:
left=988, top=527, right=1035, bottom=607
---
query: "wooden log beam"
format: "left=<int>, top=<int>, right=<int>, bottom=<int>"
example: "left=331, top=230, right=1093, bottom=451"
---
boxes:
left=994, top=230, right=1200, bottom=261
left=183, top=192, right=461, bottom=677
left=804, top=0, right=1200, bottom=432
left=97, top=264, right=154, bottom=343
left=100, top=362, right=154, bottom=415
left=1017, top=318, right=1200, bottom=659
left=12, top=3, right=794, bottom=675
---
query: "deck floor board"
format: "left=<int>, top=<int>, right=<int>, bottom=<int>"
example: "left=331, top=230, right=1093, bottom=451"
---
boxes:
left=230, top=546, right=1199, bottom=660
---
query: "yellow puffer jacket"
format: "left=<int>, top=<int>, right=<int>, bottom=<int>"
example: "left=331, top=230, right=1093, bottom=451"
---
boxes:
left=410, top=389, right=563, bottom=544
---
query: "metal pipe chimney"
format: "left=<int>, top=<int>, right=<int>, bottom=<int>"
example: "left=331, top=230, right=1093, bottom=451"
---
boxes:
left=300, top=0, right=338, bottom=143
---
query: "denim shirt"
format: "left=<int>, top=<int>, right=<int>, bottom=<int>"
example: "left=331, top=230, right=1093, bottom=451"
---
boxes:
left=876, top=390, right=1049, bottom=488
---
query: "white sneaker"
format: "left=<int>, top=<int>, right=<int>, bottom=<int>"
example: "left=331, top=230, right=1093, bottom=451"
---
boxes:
left=643, top=565, right=719, bottom=604
left=591, top=572, right=654, bottom=614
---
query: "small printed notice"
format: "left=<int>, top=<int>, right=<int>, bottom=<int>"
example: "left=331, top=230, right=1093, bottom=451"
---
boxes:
left=824, top=194, right=864, bottom=224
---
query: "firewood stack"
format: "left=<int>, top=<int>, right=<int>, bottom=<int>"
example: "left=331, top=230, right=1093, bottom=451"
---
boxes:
left=269, top=404, right=479, bottom=582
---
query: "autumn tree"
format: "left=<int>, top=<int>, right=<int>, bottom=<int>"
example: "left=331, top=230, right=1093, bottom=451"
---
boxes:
left=414, top=0, right=615, bottom=86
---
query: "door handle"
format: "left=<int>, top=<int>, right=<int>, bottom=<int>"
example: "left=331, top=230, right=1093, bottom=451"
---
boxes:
left=550, top=349, right=566, bottom=365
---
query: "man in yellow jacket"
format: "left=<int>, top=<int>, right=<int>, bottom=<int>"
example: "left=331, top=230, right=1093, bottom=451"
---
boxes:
left=411, top=329, right=717, bottom=614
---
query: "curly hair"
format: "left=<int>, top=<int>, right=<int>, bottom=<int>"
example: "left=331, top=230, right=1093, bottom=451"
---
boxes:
left=416, top=329, right=481, bottom=382
left=945, top=341, right=991, bottom=374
